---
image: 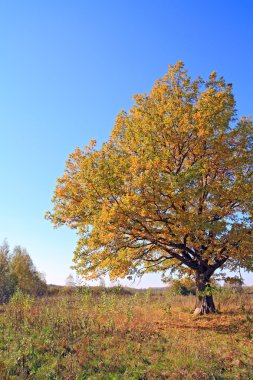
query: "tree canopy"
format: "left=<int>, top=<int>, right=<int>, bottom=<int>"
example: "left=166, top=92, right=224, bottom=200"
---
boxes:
left=47, top=62, right=253, bottom=312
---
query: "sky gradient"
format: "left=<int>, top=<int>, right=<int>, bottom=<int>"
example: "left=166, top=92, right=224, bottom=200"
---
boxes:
left=0, top=1, right=253, bottom=286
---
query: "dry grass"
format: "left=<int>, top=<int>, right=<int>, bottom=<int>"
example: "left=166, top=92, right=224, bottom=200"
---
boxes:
left=0, top=288, right=252, bottom=379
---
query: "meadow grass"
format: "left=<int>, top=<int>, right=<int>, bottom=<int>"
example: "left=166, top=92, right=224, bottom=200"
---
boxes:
left=0, top=287, right=252, bottom=379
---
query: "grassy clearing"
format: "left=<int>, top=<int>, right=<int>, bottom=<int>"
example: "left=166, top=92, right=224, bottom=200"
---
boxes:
left=0, top=288, right=252, bottom=379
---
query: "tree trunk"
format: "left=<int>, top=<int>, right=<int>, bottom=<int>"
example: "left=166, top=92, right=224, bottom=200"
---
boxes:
left=194, top=272, right=216, bottom=315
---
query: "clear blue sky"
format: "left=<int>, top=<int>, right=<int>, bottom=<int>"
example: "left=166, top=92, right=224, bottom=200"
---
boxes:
left=0, top=1, right=253, bottom=286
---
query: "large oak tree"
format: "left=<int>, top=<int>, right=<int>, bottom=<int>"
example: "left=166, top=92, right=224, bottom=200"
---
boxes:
left=47, top=62, right=253, bottom=314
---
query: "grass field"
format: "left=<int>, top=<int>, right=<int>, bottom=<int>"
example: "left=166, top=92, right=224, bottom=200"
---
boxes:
left=0, top=287, right=252, bottom=379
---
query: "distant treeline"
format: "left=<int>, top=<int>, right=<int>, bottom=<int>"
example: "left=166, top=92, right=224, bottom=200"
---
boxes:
left=1, top=240, right=249, bottom=305
left=0, top=240, right=47, bottom=303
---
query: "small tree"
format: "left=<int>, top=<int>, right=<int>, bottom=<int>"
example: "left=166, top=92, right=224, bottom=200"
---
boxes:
left=99, top=277, right=106, bottom=288
left=10, top=246, right=46, bottom=296
left=0, top=241, right=46, bottom=302
left=47, top=62, right=253, bottom=314
left=65, top=274, right=76, bottom=287
left=0, top=241, right=15, bottom=303
left=169, top=277, right=196, bottom=296
left=224, top=276, right=243, bottom=291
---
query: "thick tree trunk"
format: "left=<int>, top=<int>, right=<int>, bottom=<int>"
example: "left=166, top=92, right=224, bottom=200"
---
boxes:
left=194, top=272, right=216, bottom=315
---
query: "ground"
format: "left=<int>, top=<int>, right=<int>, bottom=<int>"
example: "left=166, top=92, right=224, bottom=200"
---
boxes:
left=0, top=287, right=252, bottom=379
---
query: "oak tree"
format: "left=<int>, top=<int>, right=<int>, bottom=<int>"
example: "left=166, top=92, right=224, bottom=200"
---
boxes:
left=47, top=62, right=253, bottom=314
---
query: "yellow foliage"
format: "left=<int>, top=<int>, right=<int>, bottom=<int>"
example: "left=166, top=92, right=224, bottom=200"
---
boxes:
left=46, top=62, right=253, bottom=285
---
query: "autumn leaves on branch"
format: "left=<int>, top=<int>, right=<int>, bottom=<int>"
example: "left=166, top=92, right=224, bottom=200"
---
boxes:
left=46, top=62, right=253, bottom=313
